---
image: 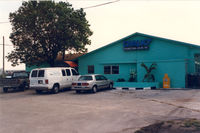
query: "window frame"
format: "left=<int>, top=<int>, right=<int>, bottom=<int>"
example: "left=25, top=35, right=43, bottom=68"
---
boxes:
left=88, top=65, right=94, bottom=74
left=31, top=70, right=38, bottom=77
left=71, top=69, right=79, bottom=76
left=65, top=69, right=71, bottom=76
left=104, top=65, right=119, bottom=75
left=61, top=69, right=66, bottom=76
left=38, top=70, right=45, bottom=77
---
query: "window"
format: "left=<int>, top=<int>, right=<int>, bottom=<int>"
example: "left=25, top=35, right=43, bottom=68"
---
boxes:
left=13, top=72, right=28, bottom=78
left=38, top=70, right=45, bottom=77
left=100, top=75, right=107, bottom=80
left=112, top=66, right=119, bottom=74
left=104, top=65, right=119, bottom=74
left=95, top=75, right=101, bottom=81
left=88, top=65, right=94, bottom=74
left=31, top=70, right=38, bottom=77
left=195, top=54, right=200, bottom=73
left=95, top=75, right=107, bottom=80
left=66, top=69, right=71, bottom=76
left=72, top=69, right=79, bottom=76
left=62, top=70, right=66, bottom=76
left=78, top=76, right=93, bottom=81
left=104, top=66, right=111, bottom=74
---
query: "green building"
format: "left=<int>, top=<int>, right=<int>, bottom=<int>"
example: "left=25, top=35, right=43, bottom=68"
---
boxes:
left=77, top=32, right=200, bottom=88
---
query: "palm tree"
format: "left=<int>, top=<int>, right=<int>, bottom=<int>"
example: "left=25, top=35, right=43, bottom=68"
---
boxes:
left=141, top=63, right=157, bottom=82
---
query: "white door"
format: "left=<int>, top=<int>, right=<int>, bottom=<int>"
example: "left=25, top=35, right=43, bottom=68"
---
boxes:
left=95, top=75, right=105, bottom=89
left=65, top=69, right=72, bottom=87
left=71, top=69, right=79, bottom=81
left=61, top=69, right=68, bottom=88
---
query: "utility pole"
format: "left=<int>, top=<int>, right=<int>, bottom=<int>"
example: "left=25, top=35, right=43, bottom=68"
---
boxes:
left=3, top=36, right=5, bottom=77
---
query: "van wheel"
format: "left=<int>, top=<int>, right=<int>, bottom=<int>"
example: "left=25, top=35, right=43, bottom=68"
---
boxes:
left=52, top=84, right=59, bottom=94
left=92, top=86, right=97, bottom=93
left=3, top=87, right=8, bottom=93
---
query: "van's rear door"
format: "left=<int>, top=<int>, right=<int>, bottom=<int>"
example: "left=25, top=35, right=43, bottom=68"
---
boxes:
left=30, top=70, right=38, bottom=87
left=30, top=70, right=45, bottom=87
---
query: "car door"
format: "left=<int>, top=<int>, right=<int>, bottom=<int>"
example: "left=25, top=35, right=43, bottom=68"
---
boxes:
left=65, top=69, right=72, bottom=87
left=95, top=75, right=105, bottom=89
left=99, top=75, right=110, bottom=88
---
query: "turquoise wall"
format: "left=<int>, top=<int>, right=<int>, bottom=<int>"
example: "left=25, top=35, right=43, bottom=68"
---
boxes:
left=78, top=34, right=200, bottom=88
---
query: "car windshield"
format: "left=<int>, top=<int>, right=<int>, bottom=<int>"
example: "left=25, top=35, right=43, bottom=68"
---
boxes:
left=78, top=76, right=93, bottom=81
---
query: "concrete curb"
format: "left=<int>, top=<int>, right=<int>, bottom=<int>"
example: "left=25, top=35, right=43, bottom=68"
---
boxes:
left=115, top=87, right=156, bottom=90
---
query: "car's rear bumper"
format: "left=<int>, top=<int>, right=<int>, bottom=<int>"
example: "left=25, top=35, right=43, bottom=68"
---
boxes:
left=30, top=86, right=50, bottom=91
left=72, top=86, right=92, bottom=91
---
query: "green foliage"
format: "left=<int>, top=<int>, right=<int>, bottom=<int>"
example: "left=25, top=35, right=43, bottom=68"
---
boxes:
left=141, top=62, right=157, bottom=82
left=128, top=69, right=137, bottom=82
left=7, top=1, right=93, bottom=67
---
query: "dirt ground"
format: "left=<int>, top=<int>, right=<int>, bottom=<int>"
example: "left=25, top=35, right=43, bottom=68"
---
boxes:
left=0, top=88, right=200, bottom=133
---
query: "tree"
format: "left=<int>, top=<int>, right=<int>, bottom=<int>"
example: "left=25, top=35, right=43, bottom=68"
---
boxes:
left=141, top=63, right=157, bottom=82
left=7, top=1, right=93, bottom=67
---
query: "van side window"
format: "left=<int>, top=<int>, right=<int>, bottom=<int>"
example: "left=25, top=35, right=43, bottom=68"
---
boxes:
left=66, top=69, right=71, bottom=76
left=38, top=70, right=45, bottom=77
left=31, top=70, right=38, bottom=77
left=62, top=70, right=66, bottom=76
left=72, top=69, right=79, bottom=76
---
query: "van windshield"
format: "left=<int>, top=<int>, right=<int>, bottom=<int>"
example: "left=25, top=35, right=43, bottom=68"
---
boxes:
left=78, top=76, right=93, bottom=81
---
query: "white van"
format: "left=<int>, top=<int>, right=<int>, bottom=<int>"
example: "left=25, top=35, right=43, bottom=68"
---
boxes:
left=29, top=67, right=79, bottom=94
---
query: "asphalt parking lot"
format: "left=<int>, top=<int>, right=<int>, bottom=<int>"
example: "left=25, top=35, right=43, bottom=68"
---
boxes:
left=0, top=88, right=200, bottom=133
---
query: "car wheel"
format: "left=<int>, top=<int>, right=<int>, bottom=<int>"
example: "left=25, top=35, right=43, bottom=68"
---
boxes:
left=109, top=83, right=113, bottom=89
left=52, top=84, right=59, bottom=94
left=3, top=87, right=8, bottom=93
left=35, top=90, right=42, bottom=94
left=92, top=86, right=97, bottom=93
left=76, top=90, right=81, bottom=94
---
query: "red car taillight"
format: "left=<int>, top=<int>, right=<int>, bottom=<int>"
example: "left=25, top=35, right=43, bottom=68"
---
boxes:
left=72, top=83, right=77, bottom=86
left=82, top=83, right=89, bottom=86
left=45, top=79, right=48, bottom=84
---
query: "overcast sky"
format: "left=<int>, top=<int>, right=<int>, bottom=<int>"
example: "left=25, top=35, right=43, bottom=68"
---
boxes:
left=1, top=0, right=200, bottom=70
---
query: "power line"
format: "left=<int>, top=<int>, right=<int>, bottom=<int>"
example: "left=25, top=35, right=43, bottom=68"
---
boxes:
left=83, top=0, right=120, bottom=9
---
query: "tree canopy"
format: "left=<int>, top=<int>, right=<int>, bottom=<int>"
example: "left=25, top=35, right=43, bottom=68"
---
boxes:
left=7, top=1, right=93, bottom=66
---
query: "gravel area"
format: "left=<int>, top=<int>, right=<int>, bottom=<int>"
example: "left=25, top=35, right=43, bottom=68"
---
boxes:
left=0, top=88, right=200, bottom=133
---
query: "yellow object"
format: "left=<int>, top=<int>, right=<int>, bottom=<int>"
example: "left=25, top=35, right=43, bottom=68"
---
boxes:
left=163, top=74, right=170, bottom=88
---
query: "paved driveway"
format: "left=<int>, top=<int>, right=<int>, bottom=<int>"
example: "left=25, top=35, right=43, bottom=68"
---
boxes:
left=0, top=88, right=200, bottom=133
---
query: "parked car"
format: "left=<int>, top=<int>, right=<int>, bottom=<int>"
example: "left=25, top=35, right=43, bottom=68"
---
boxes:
left=0, top=71, right=29, bottom=93
left=72, top=74, right=113, bottom=93
left=29, top=67, right=79, bottom=94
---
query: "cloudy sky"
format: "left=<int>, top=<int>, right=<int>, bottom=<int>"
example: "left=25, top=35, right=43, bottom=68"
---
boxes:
left=0, top=0, right=200, bottom=70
